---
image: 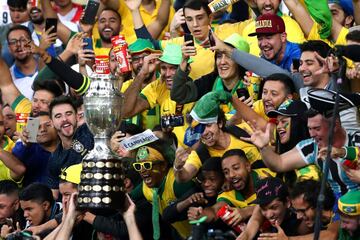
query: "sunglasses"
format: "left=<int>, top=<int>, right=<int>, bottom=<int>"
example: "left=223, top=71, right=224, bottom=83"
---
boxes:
left=132, top=161, right=162, bottom=172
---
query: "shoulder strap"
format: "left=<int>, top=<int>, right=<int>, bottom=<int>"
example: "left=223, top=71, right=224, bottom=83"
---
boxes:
left=195, top=142, right=211, bottom=164
left=224, top=125, right=250, bottom=139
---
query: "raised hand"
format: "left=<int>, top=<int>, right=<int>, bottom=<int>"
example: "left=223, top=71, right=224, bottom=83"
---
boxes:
left=124, top=0, right=142, bottom=12
left=139, top=53, right=161, bottom=77
left=66, top=32, right=86, bottom=55
left=170, top=8, right=186, bottom=33
left=39, top=27, right=57, bottom=50
left=258, top=220, right=289, bottom=240
left=174, top=147, right=189, bottom=170
left=187, top=192, right=208, bottom=205
left=241, top=121, right=271, bottom=149
left=209, top=29, right=233, bottom=55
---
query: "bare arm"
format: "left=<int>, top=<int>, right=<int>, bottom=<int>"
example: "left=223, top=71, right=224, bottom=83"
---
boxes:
left=283, top=0, right=314, bottom=37
left=173, top=148, right=199, bottom=183
left=237, top=205, right=264, bottom=240
left=353, top=0, right=360, bottom=25
left=0, top=58, right=21, bottom=107
left=100, top=0, right=120, bottom=11
left=43, top=222, right=63, bottom=240
left=0, top=148, right=25, bottom=181
left=123, top=54, right=160, bottom=118
left=40, top=0, right=72, bottom=44
left=289, top=221, right=339, bottom=240
left=122, top=195, right=143, bottom=240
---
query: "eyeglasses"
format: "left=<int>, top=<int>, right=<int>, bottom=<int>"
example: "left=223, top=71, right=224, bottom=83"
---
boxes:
left=8, top=38, right=30, bottom=46
left=132, top=161, right=162, bottom=172
left=131, top=53, right=150, bottom=64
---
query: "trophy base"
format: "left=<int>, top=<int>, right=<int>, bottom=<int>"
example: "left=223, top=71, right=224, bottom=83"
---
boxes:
left=77, top=139, right=126, bottom=211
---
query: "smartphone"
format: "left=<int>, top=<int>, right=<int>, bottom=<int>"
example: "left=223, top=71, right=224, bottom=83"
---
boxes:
left=292, top=59, right=300, bottom=71
left=208, top=29, right=216, bottom=47
left=236, top=88, right=250, bottom=100
left=26, top=117, right=40, bottom=143
left=45, top=18, right=57, bottom=35
left=184, top=33, right=194, bottom=46
left=83, top=37, right=93, bottom=50
left=82, top=0, right=100, bottom=25
left=161, top=115, right=184, bottom=129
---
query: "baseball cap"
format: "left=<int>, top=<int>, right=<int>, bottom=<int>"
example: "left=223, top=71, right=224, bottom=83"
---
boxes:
left=251, top=177, right=288, bottom=206
left=248, top=14, right=286, bottom=37
left=267, top=99, right=308, bottom=118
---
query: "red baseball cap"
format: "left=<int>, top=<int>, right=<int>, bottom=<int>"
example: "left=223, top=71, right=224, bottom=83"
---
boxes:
left=248, top=14, right=286, bottom=36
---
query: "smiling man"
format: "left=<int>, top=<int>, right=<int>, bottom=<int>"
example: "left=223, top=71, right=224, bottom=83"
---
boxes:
left=130, top=140, right=195, bottom=239
left=47, top=96, right=94, bottom=198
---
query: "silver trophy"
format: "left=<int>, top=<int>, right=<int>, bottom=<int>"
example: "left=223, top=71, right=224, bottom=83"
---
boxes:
left=77, top=73, right=126, bottom=210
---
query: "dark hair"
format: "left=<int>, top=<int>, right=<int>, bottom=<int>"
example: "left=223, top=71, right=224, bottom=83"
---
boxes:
left=72, top=97, right=84, bottom=109
left=32, top=79, right=64, bottom=98
left=290, top=180, right=334, bottom=211
left=7, top=0, right=27, bottom=9
left=258, top=73, right=296, bottom=99
left=7, top=25, right=31, bottom=42
left=19, top=183, right=54, bottom=206
left=0, top=180, right=19, bottom=196
left=300, top=40, right=331, bottom=59
left=49, top=95, right=77, bottom=118
left=183, top=0, right=212, bottom=16
left=346, top=30, right=360, bottom=43
left=118, top=121, right=143, bottom=136
left=37, top=111, right=50, bottom=117
left=221, top=149, right=248, bottom=164
left=100, top=7, right=122, bottom=23
left=305, top=108, right=321, bottom=118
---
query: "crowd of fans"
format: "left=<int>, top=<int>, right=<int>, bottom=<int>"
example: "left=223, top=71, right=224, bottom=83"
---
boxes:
left=0, top=0, right=359, bottom=239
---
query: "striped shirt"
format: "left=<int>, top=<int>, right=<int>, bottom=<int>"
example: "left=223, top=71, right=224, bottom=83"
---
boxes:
left=296, top=138, right=359, bottom=195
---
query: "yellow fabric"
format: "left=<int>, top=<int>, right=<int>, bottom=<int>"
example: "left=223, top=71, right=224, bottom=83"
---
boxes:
left=253, top=100, right=268, bottom=121
left=214, top=19, right=251, bottom=40
left=92, top=36, right=111, bottom=57
left=142, top=169, right=191, bottom=239
left=92, top=0, right=175, bottom=45
left=0, top=136, right=21, bottom=185
left=121, top=79, right=160, bottom=129
left=12, top=96, right=31, bottom=115
left=160, top=37, right=215, bottom=80
left=307, top=22, right=348, bottom=47
left=217, top=168, right=275, bottom=207
left=60, top=163, right=82, bottom=184
left=186, top=134, right=262, bottom=170
left=295, top=164, right=320, bottom=181
left=243, top=15, right=306, bottom=57
left=141, top=79, right=194, bottom=147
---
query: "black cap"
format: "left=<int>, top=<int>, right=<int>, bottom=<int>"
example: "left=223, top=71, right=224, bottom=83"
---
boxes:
left=251, top=177, right=288, bottom=206
left=307, top=88, right=360, bottom=117
left=267, top=99, right=308, bottom=118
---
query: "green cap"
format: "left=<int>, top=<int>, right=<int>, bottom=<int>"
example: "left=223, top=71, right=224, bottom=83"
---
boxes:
left=224, top=33, right=250, bottom=53
left=190, top=91, right=232, bottom=126
left=159, top=44, right=193, bottom=65
left=129, top=38, right=160, bottom=54
left=338, top=190, right=360, bottom=216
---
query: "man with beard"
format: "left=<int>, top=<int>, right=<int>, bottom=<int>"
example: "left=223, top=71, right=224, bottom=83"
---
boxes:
left=12, top=112, right=59, bottom=187
left=337, top=191, right=360, bottom=239
left=47, top=96, right=94, bottom=198
left=120, top=38, right=161, bottom=130
left=7, top=25, right=38, bottom=100
left=2, top=104, right=17, bottom=141
left=188, top=150, right=274, bottom=229
left=174, top=91, right=262, bottom=182
left=0, top=105, right=25, bottom=184
left=247, top=14, right=301, bottom=72
left=123, top=44, right=194, bottom=147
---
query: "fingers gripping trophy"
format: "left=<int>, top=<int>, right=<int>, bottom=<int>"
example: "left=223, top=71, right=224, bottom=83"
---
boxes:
left=77, top=41, right=129, bottom=211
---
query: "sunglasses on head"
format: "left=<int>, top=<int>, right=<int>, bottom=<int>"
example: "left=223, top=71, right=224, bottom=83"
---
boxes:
left=132, top=161, right=162, bottom=172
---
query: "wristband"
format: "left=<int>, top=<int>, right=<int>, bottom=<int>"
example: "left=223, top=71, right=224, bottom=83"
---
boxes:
left=344, top=146, right=359, bottom=161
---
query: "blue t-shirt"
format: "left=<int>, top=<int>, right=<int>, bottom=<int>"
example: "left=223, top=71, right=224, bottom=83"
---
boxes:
left=266, top=41, right=301, bottom=72
left=12, top=142, right=51, bottom=187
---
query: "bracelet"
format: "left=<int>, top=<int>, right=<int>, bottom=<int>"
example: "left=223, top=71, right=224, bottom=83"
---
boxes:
left=344, top=146, right=359, bottom=161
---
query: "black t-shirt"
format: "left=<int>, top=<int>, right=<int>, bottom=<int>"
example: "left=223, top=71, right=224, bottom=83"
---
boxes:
left=261, top=209, right=301, bottom=236
left=47, top=124, right=94, bottom=189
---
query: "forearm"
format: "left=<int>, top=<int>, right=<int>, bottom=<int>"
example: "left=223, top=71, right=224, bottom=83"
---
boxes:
left=170, top=67, right=198, bottom=104
left=354, top=0, right=360, bottom=24
left=102, top=0, right=120, bottom=11
left=55, top=217, right=75, bottom=240
left=123, top=72, right=146, bottom=117
left=134, top=26, right=161, bottom=50
left=242, top=205, right=264, bottom=239
left=290, top=222, right=339, bottom=240
left=43, top=223, right=63, bottom=240
left=58, top=49, right=74, bottom=63
left=124, top=214, right=143, bottom=240
left=41, top=0, right=57, bottom=18
left=231, top=49, right=291, bottom=78
left=0, top=150, right=25, bottom=180
left=147, top=0, right=171, bottom=39
left=231, top=96, right=267, bottom=131
left=283, top=0, right=313, bottom=37
left=260, top=146, right=285, bottom=172
left=174, top=167, right=194, bottom=183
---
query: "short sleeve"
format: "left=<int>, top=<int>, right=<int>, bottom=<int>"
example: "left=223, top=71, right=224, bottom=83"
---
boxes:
left=296, top=139, right=316, bottom=165
left=185, top=150, right=202, bottom=171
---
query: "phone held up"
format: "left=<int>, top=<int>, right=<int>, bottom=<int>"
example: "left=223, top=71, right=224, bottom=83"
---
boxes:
left=45, top=18, right=57, bottom=35
left=184, top=33, right=194, bottom=46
